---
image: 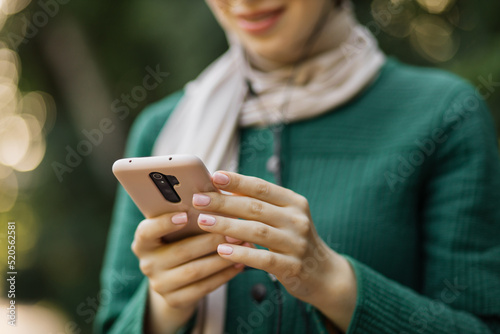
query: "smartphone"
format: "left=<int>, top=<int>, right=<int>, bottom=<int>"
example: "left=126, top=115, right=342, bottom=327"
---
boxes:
left=112, top=154, right=216, bottom=242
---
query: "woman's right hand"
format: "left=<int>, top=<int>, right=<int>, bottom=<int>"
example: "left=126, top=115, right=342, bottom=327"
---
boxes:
left=131, top=212, right=245, bottom=334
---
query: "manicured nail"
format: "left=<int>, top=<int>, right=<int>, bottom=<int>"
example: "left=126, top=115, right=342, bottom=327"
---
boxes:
left=234, top=263, right=245, bottom=270
left=171, top=213, right=188, bottom=225
left=225, top=236, right=241, bottom=243
left=218, top=244, right=233, bottom=255
left=213, top=172, right=230, bottom=185
left=198, top=214, right=216, bottom=226
left=193, top=194, right=211, bottom=206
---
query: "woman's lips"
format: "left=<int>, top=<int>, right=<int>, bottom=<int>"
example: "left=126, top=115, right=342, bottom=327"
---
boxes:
left=236, top=7, right=285, bottom=35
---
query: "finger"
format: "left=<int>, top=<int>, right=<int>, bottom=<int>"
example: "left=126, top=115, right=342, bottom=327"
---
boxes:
left=139, top=233, right=240, bottom=278
left=212, top=171, right=302, bottom=207
left=225, top=236, right=242, bottom=243
left=132, top=212, right=188, bottom=255
left=163, top=265, right=244, bottom=309
left=217, top=243, right=292, bottom=276
left=153, top=253, right=235, bottom=294
left=158, top=232, right=235, bottom=269
left=193, top=192, right=291, bottom=228
left=198, top=214, right=294, bottom=252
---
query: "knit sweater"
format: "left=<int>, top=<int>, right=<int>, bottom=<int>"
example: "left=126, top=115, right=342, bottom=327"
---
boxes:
left=94, top=58, right=500, bottom=334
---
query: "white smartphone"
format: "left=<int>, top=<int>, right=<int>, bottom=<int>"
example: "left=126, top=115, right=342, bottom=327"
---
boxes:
left=112, top=154, right=217, bottom=242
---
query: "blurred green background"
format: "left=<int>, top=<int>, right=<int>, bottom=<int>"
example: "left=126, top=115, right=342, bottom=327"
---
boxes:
left=0, top=0, right=499, bottom=332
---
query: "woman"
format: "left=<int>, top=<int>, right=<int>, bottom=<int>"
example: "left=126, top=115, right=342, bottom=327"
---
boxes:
left=95, top=0, right=500, bottom=333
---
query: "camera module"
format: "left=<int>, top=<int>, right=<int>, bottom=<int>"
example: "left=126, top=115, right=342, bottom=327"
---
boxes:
left=149, top=172, right=181, bottom=203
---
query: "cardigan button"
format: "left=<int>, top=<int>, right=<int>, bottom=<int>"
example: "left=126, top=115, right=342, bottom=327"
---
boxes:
left=266, top=155, right=280, bottom=174
left=251, top=284, right=267, bottom=304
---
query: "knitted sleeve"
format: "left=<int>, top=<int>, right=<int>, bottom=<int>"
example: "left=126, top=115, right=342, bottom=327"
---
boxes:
left=345, top=84, right=500, bottom=333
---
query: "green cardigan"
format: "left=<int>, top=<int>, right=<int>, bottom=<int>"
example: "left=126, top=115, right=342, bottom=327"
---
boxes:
left=94, top=59, right=500, bottom=333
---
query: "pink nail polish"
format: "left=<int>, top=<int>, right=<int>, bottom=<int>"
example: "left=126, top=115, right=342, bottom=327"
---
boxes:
left=171, top=213, right=188, bottom=225
left=198, top=214, right=216, bottom=226
left=213, top=172, right=230, bottom=185
left=193, top=194, right=211, bottom=206
left=218, top=244, right=233, bottom=255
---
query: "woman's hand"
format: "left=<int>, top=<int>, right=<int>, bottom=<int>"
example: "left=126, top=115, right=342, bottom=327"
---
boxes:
left=194, top=172, right=358, bottom=331
left=131, top=212, right=246, bottom=334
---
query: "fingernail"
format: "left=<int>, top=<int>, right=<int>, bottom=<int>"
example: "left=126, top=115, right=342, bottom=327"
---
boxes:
left=213, top=172, right=230, bottom=185
left=218, top=244, right=233, bottom=255
left=198, top=214, right=216, bottom=226
left=234, top=263, right=245, bottom=270
left=193, top=194, right=211, bottom=206
left=171, top=213, right=188, bottom=225
left=225, top=236, right=241, bottom=243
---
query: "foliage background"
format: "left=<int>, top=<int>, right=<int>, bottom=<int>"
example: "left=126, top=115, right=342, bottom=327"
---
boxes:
left=0, top=0, right=498, bottom=332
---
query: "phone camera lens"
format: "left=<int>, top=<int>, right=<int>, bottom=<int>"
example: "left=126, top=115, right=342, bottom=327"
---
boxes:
left=149, top=172, right=181, bottom=203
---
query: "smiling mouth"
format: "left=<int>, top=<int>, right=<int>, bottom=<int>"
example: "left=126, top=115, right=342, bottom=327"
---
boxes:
left=236, top=7, right=286, bottom=35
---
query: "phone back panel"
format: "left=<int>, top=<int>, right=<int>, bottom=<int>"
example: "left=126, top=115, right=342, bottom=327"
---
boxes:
left=112, top=155, right=216, bottom=242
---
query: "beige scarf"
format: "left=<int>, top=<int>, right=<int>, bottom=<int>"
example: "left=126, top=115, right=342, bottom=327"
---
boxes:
left=152, top=4, right=385, bottom=333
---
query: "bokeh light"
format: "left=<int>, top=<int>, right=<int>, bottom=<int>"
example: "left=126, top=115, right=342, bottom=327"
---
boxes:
left=0, top=4, right=55, bottom=315
left=410, top=14, right=459, bottom=63
left=0, top=65, right=54, bottom=211
left=0, top=2, right=54, bottom=217
left=0, top=0, right=32, bottom=15
left=416, top=0, right=456, bottom=14
left=0, top=169, right=17, bottom=212
left=0, top=115, right=30, bottom=166
left=371, top=0, right=462, bottom=63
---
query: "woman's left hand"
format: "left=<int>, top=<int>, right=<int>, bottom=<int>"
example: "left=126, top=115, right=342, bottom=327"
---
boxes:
left=193, top=171, right=358, bottom=331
